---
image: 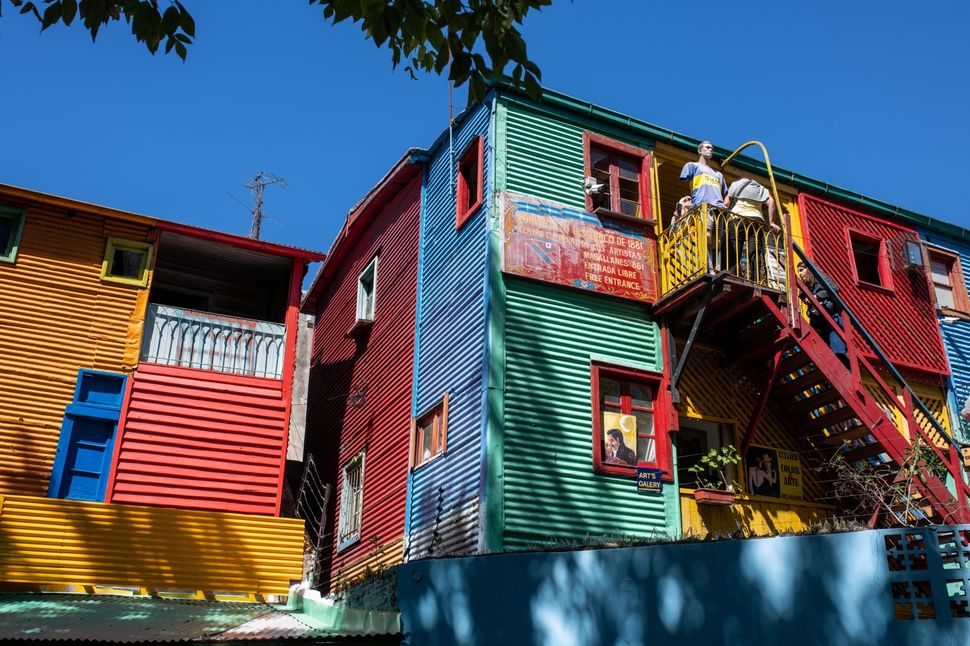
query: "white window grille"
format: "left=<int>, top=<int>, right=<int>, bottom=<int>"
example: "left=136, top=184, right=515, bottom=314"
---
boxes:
left=337, top=452, right=364, bottom=548
left=356, top=257, right=378, bottom=321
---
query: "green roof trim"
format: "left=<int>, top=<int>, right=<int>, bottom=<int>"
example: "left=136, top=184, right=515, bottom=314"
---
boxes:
left=492, top=81, right=970, bottom=242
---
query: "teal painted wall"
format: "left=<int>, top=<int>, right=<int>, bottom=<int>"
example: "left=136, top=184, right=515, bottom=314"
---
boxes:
left=499, top=276, right=673, bottom=550
left=500, top=97, right=655, bottom=210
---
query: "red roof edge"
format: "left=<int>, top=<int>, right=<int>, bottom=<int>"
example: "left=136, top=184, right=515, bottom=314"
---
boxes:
left=156, top=220, right=326, bottom=261
left=301, top=151, right=423, bottom=312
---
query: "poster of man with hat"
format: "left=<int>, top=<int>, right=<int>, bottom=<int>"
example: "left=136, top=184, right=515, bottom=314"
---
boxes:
left=745, top=446, right=780, bottom=497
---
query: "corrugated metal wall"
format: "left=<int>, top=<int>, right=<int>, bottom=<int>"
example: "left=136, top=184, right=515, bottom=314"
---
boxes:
left=502, top=100, right=654, bottom=210
left=109, top=363, right=286, bottom=515
left=408, top=102, right=492, bottom=558
left=0, top=198, right=152, bottom=496
left=501, top=277, right=671, bottom=550
left=799, top=194, right=948, bottom=377
left=305, top=176, right=421, bottom=587
left=0, top=495, right=302, bottom=596
left=919, top=228, right=970, bottom=443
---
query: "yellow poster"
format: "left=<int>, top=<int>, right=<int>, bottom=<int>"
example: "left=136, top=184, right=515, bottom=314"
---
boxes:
left=602, top=412, right=637, bottom=466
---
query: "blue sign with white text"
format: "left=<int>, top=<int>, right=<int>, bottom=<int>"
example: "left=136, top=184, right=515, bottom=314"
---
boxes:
left=637, top=467, right=663, bottom=493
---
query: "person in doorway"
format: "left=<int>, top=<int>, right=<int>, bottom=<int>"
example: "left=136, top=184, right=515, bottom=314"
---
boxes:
left=797, top=262, right=850, bottom=369
left=605, top=428, right=637, bottom=466
left=680, top=141, right=728, bottom=270
left=723, top=177, right=781, bottom=281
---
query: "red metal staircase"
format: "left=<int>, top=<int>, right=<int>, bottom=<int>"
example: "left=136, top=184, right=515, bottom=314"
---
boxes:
left=658, top=250, right=970, bottom=526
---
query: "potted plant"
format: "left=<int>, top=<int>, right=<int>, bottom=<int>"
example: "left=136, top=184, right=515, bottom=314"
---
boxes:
left=688, top=445, right=742, bottom=505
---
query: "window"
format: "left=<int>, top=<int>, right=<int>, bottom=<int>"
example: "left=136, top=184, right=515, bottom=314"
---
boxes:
left=0, top=205, right=26, bottom=263
left=337, top=452, right=364, bottom=549
left=101, top=238, right=152, bottom=287
left=583, top=133, right=653, bottom=220
left=847, top=229, right=891, bottom=289
left=675, top=419, right=735, bottom=489
left=927, top=247, right=970, bottom=314
left=411, top=394, right=449, bottom=468
left=456, top=136, right=484, bottom=230
left=356, top=256, right=378, bottom=322
left=591, top=364, right=670, bottom=478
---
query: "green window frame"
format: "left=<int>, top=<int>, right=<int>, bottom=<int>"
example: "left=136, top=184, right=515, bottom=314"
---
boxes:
left=0, top=205, right=27, bottom=264
left=100, top=237, right=153, bottom=287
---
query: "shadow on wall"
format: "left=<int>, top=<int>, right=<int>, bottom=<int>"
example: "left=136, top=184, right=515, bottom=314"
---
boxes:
left=396, top=528, right=970, bottom=645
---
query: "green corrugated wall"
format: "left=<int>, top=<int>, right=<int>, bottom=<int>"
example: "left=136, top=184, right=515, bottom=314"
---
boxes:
left=499, top=277, right=674, bottom=549
left=500, top=99, right=655, bottom=209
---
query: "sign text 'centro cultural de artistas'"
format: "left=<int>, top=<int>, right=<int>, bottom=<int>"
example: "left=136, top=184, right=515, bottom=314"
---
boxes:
left=500, top=192, right=658, bottom=303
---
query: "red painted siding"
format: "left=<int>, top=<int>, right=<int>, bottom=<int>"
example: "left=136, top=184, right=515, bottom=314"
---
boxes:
left=799, top=194, right=948, bottom=376
left=306, top=174, right=421, bottom=589
left=108, top=363, right=287, bottom=515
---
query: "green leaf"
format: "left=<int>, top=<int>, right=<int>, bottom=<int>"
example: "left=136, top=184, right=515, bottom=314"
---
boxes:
left=174, top=40, right=187, bottom=60
left=161, top=6, right=179, bottom=35
left=61, top=0, right=76, bottom=25
left=40, top=2, right=61, bottom=30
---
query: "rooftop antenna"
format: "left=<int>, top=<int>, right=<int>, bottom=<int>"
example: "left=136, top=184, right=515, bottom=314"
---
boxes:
left=245, top=171, right=287, bottom=239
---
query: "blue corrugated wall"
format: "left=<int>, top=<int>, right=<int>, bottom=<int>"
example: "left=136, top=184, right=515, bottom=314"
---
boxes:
left=919, top=228, right=970, bottom=443
left=407, top=102, right=492, bottom=557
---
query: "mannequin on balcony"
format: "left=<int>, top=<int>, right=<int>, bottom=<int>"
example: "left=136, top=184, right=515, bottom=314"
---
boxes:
left=797, top=262, right=850, bottom=369
left=680, top=141, right=728, bottom=270
left=724, top=177, right=781, bottom=282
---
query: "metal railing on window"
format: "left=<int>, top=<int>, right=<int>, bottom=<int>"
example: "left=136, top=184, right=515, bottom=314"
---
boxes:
left=658, top=203, right=787, bottom=295
left=141, top=303, right=286, bottom=379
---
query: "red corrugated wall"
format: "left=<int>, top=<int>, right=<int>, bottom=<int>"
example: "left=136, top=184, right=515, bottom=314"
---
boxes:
left=799, top=194, right=948, bottom=377
left=306, top=175, right=421, bottom=589
left=108, top=363, right=287, bottom=515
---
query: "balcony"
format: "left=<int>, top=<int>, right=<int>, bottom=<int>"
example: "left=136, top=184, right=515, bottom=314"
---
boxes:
left=658, top=204, right=788, bottom=296
left=140, top=303, right=286, bottom=379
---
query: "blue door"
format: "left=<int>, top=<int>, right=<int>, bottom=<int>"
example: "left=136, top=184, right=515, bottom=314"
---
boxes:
left=48, top=370, right=127, bottom=502
left=56, top=415, right=117, bottom=501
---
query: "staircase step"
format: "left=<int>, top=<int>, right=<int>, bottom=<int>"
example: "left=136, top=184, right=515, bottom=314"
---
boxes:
left=802, top=406, right=859, bottom=434
left=735, top=317, right=781, bottom=347
left=821, top=423, right=872, bottom=445
left=777, top=351, right=813, bottom=379
left=844, top=442, right=892, bottom=464
left=774, top=370, right=827, bottom=399
left=789, top=387, right=842, bottom=416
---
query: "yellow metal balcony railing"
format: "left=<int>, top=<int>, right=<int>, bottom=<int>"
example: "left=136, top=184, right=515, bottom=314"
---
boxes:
left=658, top=204, right=788, bottom=296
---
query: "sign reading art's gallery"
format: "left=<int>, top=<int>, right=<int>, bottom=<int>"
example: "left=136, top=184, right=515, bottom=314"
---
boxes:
left=637, top=467, right=664, bottom=494
left=744, top=445, right=803, bottom=501
left=499, top=192, right=658, bottom=303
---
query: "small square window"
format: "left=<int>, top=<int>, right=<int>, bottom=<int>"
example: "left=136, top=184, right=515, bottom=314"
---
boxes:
left=412, top=394, right=449, bottom=469
left=583, top=133, right=654, bottom=221
left=0, top=205, right=27, bottom=264
left=455, top=136, right=484, bottom=230
left=591, top=364, right=670, bottom=478
left=337, top=451, right=365, bottom=550
left=101, top=238, right=152, bottom=287
left=927, top=247, right=970, bottom=314
left=356, top=256, right=378, bottom=322
left=848, top=230, right=891, bottom=290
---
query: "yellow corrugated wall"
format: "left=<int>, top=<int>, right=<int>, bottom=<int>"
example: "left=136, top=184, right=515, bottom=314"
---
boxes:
left=0, top=201, right=153, bottom=496
left=680, top=493, right=834, bottom=539
left=678, top=343, right=836, bottom=536
left=0, top=495, right=304, bottom=596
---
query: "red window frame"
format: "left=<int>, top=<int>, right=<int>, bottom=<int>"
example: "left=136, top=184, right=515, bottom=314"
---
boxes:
left=591, top=363, right=671, bottom=479
left=926, top=247, right=970, bottom=315
left=582, top=132, right=654, bottom=222
left=455, top=136, right=484, bottom=230
left=410, top=393, right=449, bottom=469
left=846, top=228, right=894, bottom=292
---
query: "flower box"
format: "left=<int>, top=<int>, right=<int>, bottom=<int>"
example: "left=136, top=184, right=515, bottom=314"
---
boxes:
left=693, top=489, right=736, bottom=506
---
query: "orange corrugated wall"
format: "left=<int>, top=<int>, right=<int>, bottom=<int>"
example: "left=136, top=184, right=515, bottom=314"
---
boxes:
left=109, top=363, right=287, bottom=515
left=0, top=197, right=153, bottom=496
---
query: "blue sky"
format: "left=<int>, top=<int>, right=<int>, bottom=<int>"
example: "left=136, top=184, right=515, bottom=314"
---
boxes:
left=2, top=0, right=968, bottom=263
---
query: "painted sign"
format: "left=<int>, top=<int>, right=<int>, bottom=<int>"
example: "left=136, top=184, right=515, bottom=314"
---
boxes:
left=744, top=445, right=803, bottom=500
left=500, top=192, right=658, bottom=302
left=637, top=467, right=664, bottom=493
